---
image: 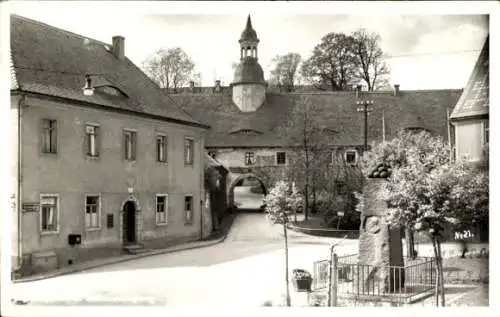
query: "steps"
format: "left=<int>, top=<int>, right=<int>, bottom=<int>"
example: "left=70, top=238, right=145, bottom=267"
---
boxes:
left=123, top=244, right=150, bottom=255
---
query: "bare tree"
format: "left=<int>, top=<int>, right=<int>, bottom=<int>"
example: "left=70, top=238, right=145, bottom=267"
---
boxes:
left=351, top=28, right=391, bottom=91
left=278, top=101, right=333, bottom=221
left=142, top=47, right=196, bottom=92
left=300, top=33, right=358, bottom=91
left=269, top=53, right=302, bottom=92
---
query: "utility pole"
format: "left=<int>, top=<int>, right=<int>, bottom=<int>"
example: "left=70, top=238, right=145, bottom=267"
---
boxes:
left=356, top=99, right=374, bottom=153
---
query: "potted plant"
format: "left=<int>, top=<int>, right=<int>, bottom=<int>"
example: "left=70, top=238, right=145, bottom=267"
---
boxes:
left=292, top=269, right=313, bottom=292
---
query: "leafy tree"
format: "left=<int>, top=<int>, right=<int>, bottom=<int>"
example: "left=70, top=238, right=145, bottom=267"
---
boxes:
left=351, top=28, right=391, bottom=91
left=301, top=33, right=358, bottom=91
left=263, top=181, right=303, bottom=307
left=269, top=53, right=302, bottom=92
left=142, top=47, right=196, bottom=92
left=359, top=130, right=489, bottom=306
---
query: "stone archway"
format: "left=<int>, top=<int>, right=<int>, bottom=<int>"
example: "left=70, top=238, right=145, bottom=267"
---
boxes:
left=227, top=173, right=268, bottom=210
left=119, top=195, right=142, bottom=245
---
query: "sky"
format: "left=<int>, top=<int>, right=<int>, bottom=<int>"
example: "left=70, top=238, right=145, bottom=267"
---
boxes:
left=4, top=2, right=491, bottom=90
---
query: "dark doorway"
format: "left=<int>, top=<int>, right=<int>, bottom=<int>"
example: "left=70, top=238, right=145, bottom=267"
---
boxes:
left=123, top=201, right=136, bottom=244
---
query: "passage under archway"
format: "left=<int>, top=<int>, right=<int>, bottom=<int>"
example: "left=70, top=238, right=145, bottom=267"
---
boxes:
left=228, top=174, right=267, bottom=212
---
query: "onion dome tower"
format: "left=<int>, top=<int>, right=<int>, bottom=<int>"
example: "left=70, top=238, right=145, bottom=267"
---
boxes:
left=232, top=15, right=267, bottom=112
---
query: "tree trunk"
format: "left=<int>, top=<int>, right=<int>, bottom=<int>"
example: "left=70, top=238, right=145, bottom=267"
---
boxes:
left=304, top=184, right=309, bottom=221
left=405, top=227, right=415, bottom=259
left=432, top=237, right=440, bottom=307
left=437, top=239, right=446, bottom=306
left=284, top=218, right=291, bottom=307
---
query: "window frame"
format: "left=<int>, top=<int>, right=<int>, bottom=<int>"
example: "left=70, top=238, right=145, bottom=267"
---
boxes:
left=184, top=195, right=194, bottom=225
left=276, top=151, right=287, bottom=165
left=244, top=151, right=255, bottom=166
left=155, top=194, right=169, bottom=226
left=41, top=118, right=58, bottom=154
left=123, top=129, right=137, bottom=162
left=40, top=193, right=60, bottom=234
left=156, top=134, right=168, bottom=163
left=344, top=149, right=358, bottom=165
left=85, top=123, right=100, bottom=158
left=184, top=137, right=195, bottom=166
left=483, top=120, right=489, bottom=146
left=84, top=193, right=101, bottom=231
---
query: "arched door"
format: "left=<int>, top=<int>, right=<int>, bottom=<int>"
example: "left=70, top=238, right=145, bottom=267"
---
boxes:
left=123, top=201, right=136, bottom=244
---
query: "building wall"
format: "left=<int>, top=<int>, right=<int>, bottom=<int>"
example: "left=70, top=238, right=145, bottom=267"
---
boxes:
left=17, top=95, right=205, bottom=266
left=232, top=84, right=266, bottom=112
left=212, top=148, right=288, bottom=168
left=454, top=119, right=488, bottom=162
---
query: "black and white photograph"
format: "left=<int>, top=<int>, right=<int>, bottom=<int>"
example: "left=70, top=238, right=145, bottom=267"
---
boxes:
left=0, top=0, right=496, bottom=313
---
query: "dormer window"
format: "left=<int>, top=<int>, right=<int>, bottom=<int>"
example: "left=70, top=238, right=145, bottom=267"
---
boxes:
left=230, top=128, right=263, bottom=136
left=96, top=85, right=128, bottom=98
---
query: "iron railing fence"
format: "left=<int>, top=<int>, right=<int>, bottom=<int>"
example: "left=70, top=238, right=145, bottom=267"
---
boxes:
left=313, top=254, right=437, bottom=305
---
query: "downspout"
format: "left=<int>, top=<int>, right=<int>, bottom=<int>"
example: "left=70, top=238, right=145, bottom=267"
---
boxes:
left=17, top=95, right=26, bottom=269
left=200, top=134, right=204, bottom=240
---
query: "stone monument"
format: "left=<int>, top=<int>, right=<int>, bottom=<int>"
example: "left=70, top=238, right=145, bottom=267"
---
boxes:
left=356, top=163, right=405, bottom=294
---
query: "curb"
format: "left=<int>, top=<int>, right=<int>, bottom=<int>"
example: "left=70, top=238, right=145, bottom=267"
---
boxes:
left=13, top=214, right=236, bottom=284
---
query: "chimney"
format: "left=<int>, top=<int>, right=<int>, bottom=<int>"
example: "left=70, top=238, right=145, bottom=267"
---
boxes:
left=215, top=80, right=221, bottom=92
left=394, top=84, right=400, bottom=96
left=112, top=36, right=125, bottom=60
left=189, top=81, right=195, bottom=93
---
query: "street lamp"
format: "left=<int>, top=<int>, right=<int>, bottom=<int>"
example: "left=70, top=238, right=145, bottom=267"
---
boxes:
left=356, top=99, right=374, bottom=152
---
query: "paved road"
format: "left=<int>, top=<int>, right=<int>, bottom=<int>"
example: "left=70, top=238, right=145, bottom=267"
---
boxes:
left=233, top=186, right=264, bottom=209
left=8, top=212, right=355, bottom=307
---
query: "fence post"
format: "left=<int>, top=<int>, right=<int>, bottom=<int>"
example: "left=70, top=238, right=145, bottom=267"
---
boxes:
left=329, top=252, right=338, bottom=307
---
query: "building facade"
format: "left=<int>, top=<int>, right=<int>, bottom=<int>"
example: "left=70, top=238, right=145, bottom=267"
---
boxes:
left=10, top=15, right=209, bottom=275
left=450, top=36, right=489, bottom=163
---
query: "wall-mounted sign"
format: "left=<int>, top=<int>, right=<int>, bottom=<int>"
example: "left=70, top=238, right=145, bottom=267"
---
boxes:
left=22, top=203, right=39, bottom=213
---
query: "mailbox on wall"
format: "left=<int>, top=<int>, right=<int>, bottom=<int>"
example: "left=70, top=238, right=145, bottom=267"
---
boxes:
left=68, top=234, right=82, bottom=246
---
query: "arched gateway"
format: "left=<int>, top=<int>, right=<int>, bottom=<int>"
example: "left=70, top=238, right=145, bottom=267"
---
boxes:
left=227, top=173, right=268, bottom=211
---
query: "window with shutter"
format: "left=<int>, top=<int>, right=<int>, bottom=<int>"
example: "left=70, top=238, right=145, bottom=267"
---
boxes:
left=85, top=195, right=100, bottom=229
left=41, top=119, right=57, bottom=154
left=124, top=130, right=137, bottom=161
left=184, top=196, right=193, bottom=224
left=85, top=124, right=100, bottom=157
left=40, top=194, right=59, bottom=233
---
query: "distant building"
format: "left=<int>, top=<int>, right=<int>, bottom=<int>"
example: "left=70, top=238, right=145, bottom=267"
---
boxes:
left=170, top=15, right=463, bottom=210
left=10, top=15, right=210, bottom=275
left=450, top=35, right=489, bottom=162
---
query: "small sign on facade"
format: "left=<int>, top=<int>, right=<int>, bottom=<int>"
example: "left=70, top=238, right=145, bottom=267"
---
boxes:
left=22, top=203, right=40, bottom=213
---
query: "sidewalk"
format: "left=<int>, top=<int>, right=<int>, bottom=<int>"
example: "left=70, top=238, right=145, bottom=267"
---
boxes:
left=13, top=214, right=236, bottom=283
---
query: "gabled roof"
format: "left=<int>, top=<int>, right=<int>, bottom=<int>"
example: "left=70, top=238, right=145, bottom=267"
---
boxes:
left=171, top=89, right=462, bottom=148
left=10, top=15, right=208, bottom=129
left=450, top=35, right=489, bottom=121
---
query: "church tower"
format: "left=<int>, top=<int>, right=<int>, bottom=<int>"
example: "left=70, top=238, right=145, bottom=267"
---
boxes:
left=232, top=15, right=267, bottom=112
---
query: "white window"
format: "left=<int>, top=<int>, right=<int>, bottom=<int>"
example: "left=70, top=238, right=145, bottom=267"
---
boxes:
left=276, top=152, right=286, bottom=165
left=184, top=137, right=194, bottom=165
left=85, top=195, right=100, bottom=229
left=156, top=194, right=168, bottom=225
left=41, top=119, right=57, bottom=153
left=156, top=135, right=168, bottom=163
left=344, top=149, right=358, bottom=165
left=124, top=130, right=137, bottom=161
left=185, top=195, right=193, bottom=224
left=40, top=194, right=59, bottom=233
left=85, top=124, right=100, bottom=157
